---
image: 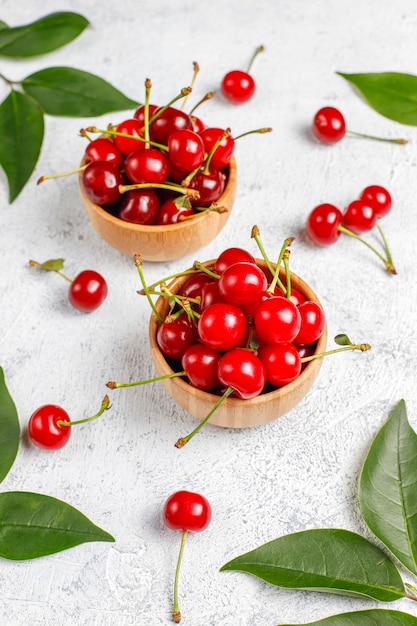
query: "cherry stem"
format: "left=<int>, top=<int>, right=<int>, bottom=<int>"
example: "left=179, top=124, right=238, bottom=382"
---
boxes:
left=145, top=87, right=192, bottom=130
left=37, top=164, right=87, bottom=185
left=106, top=370, right=185, bottom=390
left=233, top=127, right=272, bottom=141
left=143, top=78, right=152, bottom=147
left=267, top=237, right=294, bottom=295
left=246, top=45, right=264, bottom=73
left=84, top=126, right=168, bottom=152
left=57, top=395, right=111, bottom=427
left=282, top=250, right=292, bottom=298
left=251, top=226, right=287, bottom=294
left=138, top=268, right=202, bottom=294
left=301, top=342, right=371, bottom=363
left=337, top=224, right=396, bottom=274
left=119, top=181, right=200, bottom=200
left=203, top=128, right=231, bottom=176
left=175, top=387, right=234, bottom=448
left=172, top=528, right=188, bottom=623
left=181, top=62, right=199, bottom=111
left=29, top=259, right=72, bottom=283
left=375, top=221, right=395, bottom=268
left=193, top=262, right=220, bottom=280
left=189, top=91, right=216, bottom=116
left=346, top=129, right=407, bottom=145
left=134, top=254, right=163, bottom=323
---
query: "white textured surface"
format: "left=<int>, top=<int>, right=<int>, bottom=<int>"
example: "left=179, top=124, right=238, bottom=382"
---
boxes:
left=1, top=0, right=417, bottom=624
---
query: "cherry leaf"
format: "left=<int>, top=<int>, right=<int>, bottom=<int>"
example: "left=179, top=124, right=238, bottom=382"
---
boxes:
left=334, top=333, right=352, bottom=346
left=0, top=12, right=89, bottom=58
left=337, top=72, right=417, bottom=125
left=0, top=491, right=115, bottom=560
left=278, top=609, right=417, bottom=625
left=359, top=399, right=417, bottom=575
left=0, top=90, right=44, bottom=202
left=220, top=528, right=406, bottom=602
left=0, top=367, right=20, bottom=483
left=22, top=67, right=139, bottom=117
left=39, top=258, right=65, bottom=272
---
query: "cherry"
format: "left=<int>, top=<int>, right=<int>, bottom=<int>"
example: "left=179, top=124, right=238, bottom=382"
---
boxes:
left=168, top=128, right=205, bottom=173
left=198, top=302, right=248, bottom=351
left=157, top=198, right=195, bottom=225
left=133, top=103, right=159, bottom=125
left=221, top=45, right=264, bottom=104
left=28, top=395, right=110, bottom=450
left=200, top=281, right=224, bottom=310
left=124, top=148, right=169, bottom=185
left=28, top=404, right=71, bottom=450
left=113, top=118, right=145, bottom=155
left=306, top=203, right=343, bottom=246
left=181, top=343, right=221, bottom=391
left=82, top=161, right=123, bottom=205
left=360, top=185, right=392, bottom=218
left=294, top=301, right=326, bottom=346
left=254, top=296, right=301, bottom=345
left=312, top=107, right=407, bottom=145
left=218, top=261, right=267, bottom=306
left=84, top=137, right=123, bottom=169
left=200, top=127, right=235, bottom=170
left=343, top=199, right=377, bottom=233
left=29, top=259, right=108, bottom=313
left=118, top=189, right=160, bottom=225
left=217, top=348, right=266, bottom=399
left=163, top=490, right=211, bottom=623
left=214, top=247, right=256, bottom=275
left=258, top=343, right=302, bottom=387
left=187, top=168, right=226, bottom=207
left=178, top=273, right=214, bottom=300
left=157, top=313, right=196, bottom=360
left=150, top=106, right=193, bottom=144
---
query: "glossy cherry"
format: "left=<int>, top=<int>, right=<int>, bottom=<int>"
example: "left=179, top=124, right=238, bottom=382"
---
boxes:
left=312, top=107, right=346, bottom=144
left=306, top=203, right=343, bottom=246
left=218, top=261, right=267, bottom=306
left=118, top=189, right=160, bottom=225
left=178, top=272, right=214, bottom=300
left=124, top=148, right=169, bottom=185
left=258, top=343, right=302, bottom=386
left=113, top=118, right=145, bottom=155
left=82, top=161, right=123, bottom=205
left=150, top=106, right=193, bottom=144
left=200, top=281, right=224, bottom=310
left=157, top=199, right=195, bottom=225
left=181, top=343, right=221, bottom=391
left=156, top=314, right=196, bottom=360
left=360, top=185, right=392, bottom=218
left=343, top=199, right=377, bottom=233
left=217, top=348, right=266, bottom=399
left=294, top=301, right=326, bottom=346
left=69, top=270, right=108, bottom=312
left=84, top=137, right=123, bottom=169
left=168, top=129, right=205, bottom=173
left=214, top=247, right=256, bottom=275
left=200, top=127, right=235, bottom=170
left=198, top=302, right=248, bottom=351
left=220, top=46, right=263, bottom=104
left=133, top=103, right=159, bottom=125
left=254, top=296, right=301, bottom=345
left=187, top=169, right=226, bottom=207
left=28, top=404, right=71, bottom=450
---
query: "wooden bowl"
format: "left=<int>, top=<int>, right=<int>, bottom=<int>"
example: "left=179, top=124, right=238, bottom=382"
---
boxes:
left=79, top=159, right=237, bottom=262
left=149, top=259, right=327, bottom=428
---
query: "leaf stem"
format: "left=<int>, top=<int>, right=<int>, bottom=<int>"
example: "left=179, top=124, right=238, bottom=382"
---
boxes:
left=57, top=395, right=111, bottom=427
left=175, top=387, right=234, bottom=448
left=172, top=529, right=188, bottom=623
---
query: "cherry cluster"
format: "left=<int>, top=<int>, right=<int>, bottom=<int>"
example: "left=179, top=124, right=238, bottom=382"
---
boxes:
left=80, top=95, right=237, bottom=226
left=306, top=185, right=396, bottom=274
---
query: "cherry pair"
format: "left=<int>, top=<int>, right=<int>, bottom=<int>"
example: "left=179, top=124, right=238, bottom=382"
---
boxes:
left=306, top=185, right=396, bottom=274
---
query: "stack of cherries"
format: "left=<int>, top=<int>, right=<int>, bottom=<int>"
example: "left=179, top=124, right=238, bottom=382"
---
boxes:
left=80, top=98, right=235, bottom=226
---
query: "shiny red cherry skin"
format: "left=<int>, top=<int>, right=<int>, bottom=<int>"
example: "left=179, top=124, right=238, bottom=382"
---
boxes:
left=163, top=490, right=211, bottom=532
left=84, top=138, right=123, bottom=169
left=68, top=270, right=108, bottom=313
left=28, top=404, right=71, bottom=449
left=118, top=189, right=160, bottom=225
left=124, top=148, right=169, bottom=185
left=217, top=349, right=266, bottom=399
left=200, top=127, right=235, bottom=170
left=82, top=161, right=123, bottom=205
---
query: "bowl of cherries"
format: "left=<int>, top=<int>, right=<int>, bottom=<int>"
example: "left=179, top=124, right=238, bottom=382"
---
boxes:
left=78, top=94, right=237, bottom=262
left=145, top=235, right=329, bottom=440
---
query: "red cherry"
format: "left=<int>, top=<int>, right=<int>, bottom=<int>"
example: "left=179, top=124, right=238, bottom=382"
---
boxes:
left=200, top=281, right=224, bottom=310
left=113, top=118, right=145, bottom=155
left=198, top=302, right=248, bottom=351
left=28, top=404, right=71, bottom=449
left=150, top=107, right=193, bottom=144
left=360, top=185, right=392, bottom=218
left=258, top=343, right=302, bottom=386
left=214, top=247, right=256, bottom=275
left=200, top=127, right=235, bottom=170
left=133, top=103, right=159, bottom=125
left=179, top=273, right=214, bottom=300
left=306, top=203, right=343, bottom=246
left=221, top=70, right=255, bottom=104
left=168, top=129, right=205, bottom=173
left=287, top=287, right=306, bottom=307
left=118, top=189, right=160, bottom=225
left=124, top=148, right=169, bottom=185
left=312, top=107, right=346, bottom=144
left=218, top=261, right=267, bottom=306
left=343, top=199, right=377, bottom=233
left=68, top=270, right=108, bottom=312
left=217, top=348, right=266, bottom=399
left=157, top=199, right=195, bottom=225
left=181, top=343, right=221, bottom=391
left=187, top=169, right=226, bottom=207
left=191, top=115, right=206, bottom=133
left=84, top=137, right=123, bottom=169
left=157, top=315, right=196, bottom=360
left=163, top=490, right=212, bottom=532
left=82, top=161, right=123, bottom=205
left=294, top=301, right=326, bottom=346
left=254, top=296, right=301, bottom=345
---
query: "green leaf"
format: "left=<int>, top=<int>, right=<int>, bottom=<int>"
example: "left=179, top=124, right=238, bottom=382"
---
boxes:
left=0, top=21, right=8, bottom=31
left=337, top=72, right=417, bottom=126
left=38, top=258, right=65, bottom=272
left=0, top=491, right=114, bottom=560
left=22, top=67, right=139, bottom=117
left=334, top=334, right=352, bottom=346
left=0, top=90, right=44, bottom=202
left=220, top=528, right=406, bottom=602
left=359, top=399, right=417, bottom=575
left=0, top=367, right=20, bottom=483
left=0, top=12, right=89, bottom=58
left=278, top=608, right=417, bottom=625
